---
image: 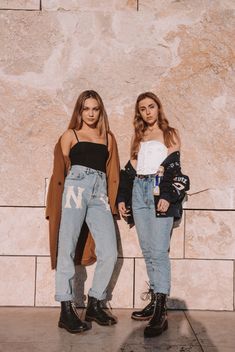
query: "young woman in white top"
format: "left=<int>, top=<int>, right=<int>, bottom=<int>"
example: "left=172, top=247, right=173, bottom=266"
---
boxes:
left=118, top=92, right=180, bottom=338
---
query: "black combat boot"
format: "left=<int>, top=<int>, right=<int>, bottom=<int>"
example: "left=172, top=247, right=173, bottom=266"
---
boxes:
left=144, top=293, right=168, bottom=338
left=85, top=296, right=117, bottom=326
left=58, top=301, right=89, bottom=334
left=131, top=289, right=155, bottom=320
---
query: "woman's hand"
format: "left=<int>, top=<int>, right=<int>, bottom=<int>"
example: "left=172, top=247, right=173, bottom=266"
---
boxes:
left=118, top=202, right=130, bottom=217
left=157, top=199, right=170, bottom=213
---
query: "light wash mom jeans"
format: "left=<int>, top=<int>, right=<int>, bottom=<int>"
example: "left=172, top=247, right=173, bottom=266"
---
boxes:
left=132, top=176, right=173, bottom=295
left=55, top=165, right=117, bottom=302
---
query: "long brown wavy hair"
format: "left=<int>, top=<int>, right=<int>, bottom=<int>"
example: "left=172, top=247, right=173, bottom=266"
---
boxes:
left=68, top=90, right=110, bottom=137
left=131, top=92, right=178, bottom=159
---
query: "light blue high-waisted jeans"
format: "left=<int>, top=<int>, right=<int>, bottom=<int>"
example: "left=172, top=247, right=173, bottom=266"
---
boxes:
left=132, top=176, right=174, bottom=295
left=55, top=165, right=118, bottom=302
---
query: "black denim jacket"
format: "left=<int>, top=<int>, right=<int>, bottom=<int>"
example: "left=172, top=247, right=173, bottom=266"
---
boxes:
left=117, top=151, right=190, bottom=225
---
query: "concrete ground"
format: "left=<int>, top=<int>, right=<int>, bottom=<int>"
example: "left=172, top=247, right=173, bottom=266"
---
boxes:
left=0, top=308, right=234, bottom=352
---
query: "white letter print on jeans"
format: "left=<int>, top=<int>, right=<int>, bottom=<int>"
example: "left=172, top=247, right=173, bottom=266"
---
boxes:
left=65, top=186, right=84, bottom=209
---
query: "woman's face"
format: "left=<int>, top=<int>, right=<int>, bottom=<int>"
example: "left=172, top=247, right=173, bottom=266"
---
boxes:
left=138, top=97, right=159, bottom=126
left=81, top=98, right=100, bottom=127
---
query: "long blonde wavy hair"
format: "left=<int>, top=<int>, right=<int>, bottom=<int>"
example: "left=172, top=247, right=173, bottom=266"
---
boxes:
left=68, top=90, right=110, bottom=137
left=131, top=92, right=178, bottom=159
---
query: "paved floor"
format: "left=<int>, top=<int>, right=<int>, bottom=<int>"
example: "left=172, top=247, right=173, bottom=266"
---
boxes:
left=0, top=308, right=234, bottom=352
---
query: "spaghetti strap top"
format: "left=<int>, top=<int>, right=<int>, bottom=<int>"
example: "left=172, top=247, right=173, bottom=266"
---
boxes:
left=69, top=130, right=109, bottom=173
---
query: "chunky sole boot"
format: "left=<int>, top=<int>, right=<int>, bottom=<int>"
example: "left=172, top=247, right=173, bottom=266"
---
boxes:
left=85, top=296, right=117, bottom=326
left=131, top=289, right=155, bottom=321
left=58, top=301, right=90, bottom=334
left=144, top=293, right=168, bottom=338
left=144, top=319, right=168, bottom=337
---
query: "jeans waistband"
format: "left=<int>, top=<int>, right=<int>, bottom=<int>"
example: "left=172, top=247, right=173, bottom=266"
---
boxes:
left=136, top=174, right=156, bottom=179
left=70, top=165, right=105, bottom=178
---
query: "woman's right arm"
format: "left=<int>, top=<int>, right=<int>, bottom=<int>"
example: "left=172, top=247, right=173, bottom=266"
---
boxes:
left=60, top=129, right=74, bottom=156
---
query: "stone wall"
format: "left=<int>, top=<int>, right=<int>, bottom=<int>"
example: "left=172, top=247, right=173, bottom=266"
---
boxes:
left=0, top=0, right=234, bottom=310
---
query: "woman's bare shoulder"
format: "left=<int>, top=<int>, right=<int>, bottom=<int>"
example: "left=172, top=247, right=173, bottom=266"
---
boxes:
left=61, top=129, right=74, bottom=141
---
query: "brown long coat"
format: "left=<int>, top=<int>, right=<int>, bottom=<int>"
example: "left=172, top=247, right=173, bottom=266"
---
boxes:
left=45, top=131, right=120, bottom=269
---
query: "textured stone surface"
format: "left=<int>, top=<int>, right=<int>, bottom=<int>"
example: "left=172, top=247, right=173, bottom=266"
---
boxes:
left=36, top=257, right=134, bottom=308
left=169, top=216, right=185, bottom=258
left=0, top=2, right=234, bottom=207
left=0, top=256, right=35, bottom=306
left=170, top=260, right=234, bottom=310
left=42, top=0, right=137, bottom=11
left=116, top=219, right=142, bottom=258
left=185, top=210, right=235, bottom=259
left=0, top=207, right=49, bottom=255
left=0, top=0, right=39, bottom=10
left=0, top=0, right=235, bottom=310
left=75, top=258, right=134, bottom=308
left=135, top=258, right=234, bottom=310
left=36, top=257, right=59, bottom=306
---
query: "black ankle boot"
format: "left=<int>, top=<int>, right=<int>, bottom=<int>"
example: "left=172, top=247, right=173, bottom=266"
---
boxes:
left=85, top=296, right=117, bottom=326
left=144, top=293, right=168, bottom=338
left=58, top=301, right=89, bottom=334
left=131, top=289, right=155, bottom=321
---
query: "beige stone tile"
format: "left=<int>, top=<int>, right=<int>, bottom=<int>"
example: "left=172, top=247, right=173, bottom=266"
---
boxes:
left=36, top=256, right=134, bottom=308
left=0, top=13, right=64, bottom=206
left=185, top=210, right=235, bottom=259
left=186, top=311, right=235, bottom=351
left=1, top=2, right=234, bottom=211
left=0, top=257, right=35, bottom=306
left=35, top=256, right=59, bottom=307
left=170, top=260, right=234, bottom=310
left=170, top=216, right=185, bottom=258
left=0, top=0, right=39, bottom=10
left=135, top=258, right=234, bottom=310
left=0, top=208, right=49, bottom=256
left=74, top=258, right=134, bottom=308
left=108, top=258, right=134, bottom=308
left=42, top=0, right=137, bottom=11
left=134, top=258, right=151, bottom=309
left=186, top=188, right=235, bottom=210
left=116, top=219, right=142, bottom=257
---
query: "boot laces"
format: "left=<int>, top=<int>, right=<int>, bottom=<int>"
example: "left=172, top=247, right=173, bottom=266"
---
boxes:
left=140, top=282, right=152, bottom=301
left=71, top=302, right=81, bottom=320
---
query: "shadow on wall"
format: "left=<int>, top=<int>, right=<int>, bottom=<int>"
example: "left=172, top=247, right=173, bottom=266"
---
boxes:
left=119, top=299, right=219, bottom=352
left=73, top=219, right=124, bottom=308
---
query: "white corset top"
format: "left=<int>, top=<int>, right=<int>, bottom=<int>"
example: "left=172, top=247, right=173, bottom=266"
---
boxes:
left=136, top=140, right=168, bottom=175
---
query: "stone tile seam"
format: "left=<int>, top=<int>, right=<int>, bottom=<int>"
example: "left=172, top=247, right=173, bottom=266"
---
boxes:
left=34, top=256, right=37, bottom=307
left=1, top=206, right=235, bottom=211
left=183, top=210, right=186, bottom=259
left=133, top=257, right=136, bottom=309
left=0, top=255, right=234, bottom=262
left=0, top=9, right=41, bottom=11
left=184, top=311, right=204, bottom=352
left=0, top=305, right=233, bottom=312
left=233, top=262, right=235, bottom=309
left=0, top=0, right=41, bottom=11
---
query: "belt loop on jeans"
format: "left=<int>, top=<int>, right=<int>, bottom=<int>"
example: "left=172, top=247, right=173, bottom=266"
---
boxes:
left=136, top=174, right=156, bottom=179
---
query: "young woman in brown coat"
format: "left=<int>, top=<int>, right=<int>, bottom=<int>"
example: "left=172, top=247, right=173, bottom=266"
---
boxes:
left=46, top=90, right=120, bottom=334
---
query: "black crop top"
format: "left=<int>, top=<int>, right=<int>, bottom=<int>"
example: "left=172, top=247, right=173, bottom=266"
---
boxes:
left=69, top=130, right=109, bottom=173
